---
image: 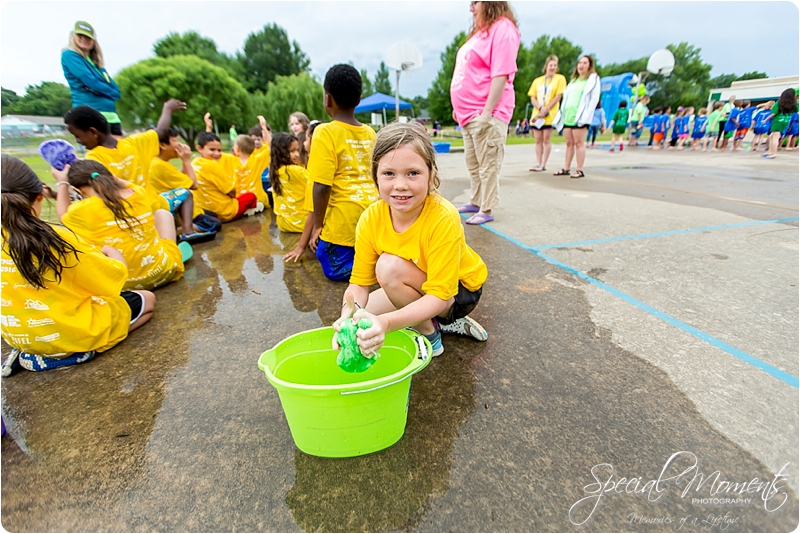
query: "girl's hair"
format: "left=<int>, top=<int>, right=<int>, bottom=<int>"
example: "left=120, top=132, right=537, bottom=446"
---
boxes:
left=571, top=55, right=597, bottom=80
left=65, top=31, right=105, bottom=69
left=370, top=122, right=440, bottom=192
left=777, top=88, right=795, bottom=114
left=296, top=130, right=308, bottom=166
left=289, top=111, right=310, bottom=132
left=67, top=160, right=138, bottom=229
left=619, top=101, right=628, bottom=109
left=699, top=108, right=707, bottom=115
left=471, top=1, right=518, bottom=36
left=1, top=154, right=79, bottom=289
left=269, top=132, right=299, bottom=197
left=542, top=55, right=558, bottom=74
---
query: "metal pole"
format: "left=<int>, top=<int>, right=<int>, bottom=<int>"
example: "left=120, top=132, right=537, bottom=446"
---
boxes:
left=395, top=69, right=401, bottom=120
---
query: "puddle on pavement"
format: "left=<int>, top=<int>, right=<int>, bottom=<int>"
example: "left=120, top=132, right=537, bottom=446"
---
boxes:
left=2, top=210, right=482, bottom=531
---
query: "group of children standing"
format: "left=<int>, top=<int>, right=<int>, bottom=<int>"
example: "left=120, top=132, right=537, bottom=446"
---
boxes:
left=1, top=64, right=489, bottom=375
left=602, top=88, right=799, bottom=156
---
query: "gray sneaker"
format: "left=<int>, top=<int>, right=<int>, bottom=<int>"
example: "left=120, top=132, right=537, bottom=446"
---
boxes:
left=439, top=316, right=488, bottom=341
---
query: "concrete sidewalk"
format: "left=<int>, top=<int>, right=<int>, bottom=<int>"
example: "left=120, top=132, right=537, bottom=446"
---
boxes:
left=2, top=144, right=798, bottom=532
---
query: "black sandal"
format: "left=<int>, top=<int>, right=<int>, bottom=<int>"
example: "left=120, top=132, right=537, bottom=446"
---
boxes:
left=554, top=169, right=570, bottom=176
left=571, top=170, right=585, bottom=179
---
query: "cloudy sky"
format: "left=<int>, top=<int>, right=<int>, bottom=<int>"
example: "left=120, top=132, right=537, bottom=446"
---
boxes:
left=1, top=1, right=798, bottom=99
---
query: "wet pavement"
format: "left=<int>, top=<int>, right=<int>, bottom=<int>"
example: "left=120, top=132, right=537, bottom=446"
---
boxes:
left=2, top=145, right=798, bottom=532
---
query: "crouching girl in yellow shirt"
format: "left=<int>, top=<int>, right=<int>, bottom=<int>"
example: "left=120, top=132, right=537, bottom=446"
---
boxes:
left=1, top=155, right=154, bottom=375
left=333, top=123, right=489, bottom=357
left=55, top=160, right=184, bottom=291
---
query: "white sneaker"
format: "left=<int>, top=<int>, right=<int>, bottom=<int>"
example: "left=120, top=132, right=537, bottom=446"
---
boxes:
left=243, top=202, right=265, bottom=217
left=439, top=316, right=488, bottom=341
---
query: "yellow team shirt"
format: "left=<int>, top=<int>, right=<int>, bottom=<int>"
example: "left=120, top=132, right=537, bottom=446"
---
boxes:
left=148, top=157, right=203, bottom=218
left=307, top=121, right=378, bottom=247
left=87, top=130, right=160, bottom=190
left=220, top=152, right=270, bottom=207
left=273, top=164, right=309, bottom=233
left=527, top=74, right=567, bottom=125
left=192, top=157, right=239, bottom=222
left=61, top=184, right=184, bottom=290
left=1, top=226, right=131, bottom=357
left=350, top=194, right=487, bottom=300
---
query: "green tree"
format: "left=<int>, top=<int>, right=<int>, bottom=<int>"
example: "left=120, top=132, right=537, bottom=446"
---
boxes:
left=736, top=71, right=768, bottom=81
left=373, top=61, right=392, bottom=95
left=515, top=35, right=584, bottom=120
left=236, top=24, right=310, bottom=93
left=708, top=73, right=738, bottom=91
left=3, top=82, right=72, bottom=116
left=597, top=57, right=648, bottom=78
left=360, top=69, right=374, bottom=97
left=2, top=87, right=20, bottom=113
left=262, top=73, right=326, bottom=133
left=115, top=55, right=251, bottom=146
left=427, top=31, right=467, bottom=125
left=154, top=31, right=242, bottom=79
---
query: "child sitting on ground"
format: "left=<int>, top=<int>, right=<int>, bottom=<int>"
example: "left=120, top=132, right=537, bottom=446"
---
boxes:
left=64, top=99, right=185, bottom=193
left=192, top=132, right=258, bottom=222
left=332, top=122, right=489, bottom=358
left=1, top=155, right=154, bottom=375
left=309, top=64, right=379, bottom=281
left=608, top=101, right=627, bottom=152
left=55, top=159, right=185, bottom=291
left=269, top=132, right=308, bottom=233
left=284, top=120, right=323, bottom=263
left=148, top=128, right=206, bottom=240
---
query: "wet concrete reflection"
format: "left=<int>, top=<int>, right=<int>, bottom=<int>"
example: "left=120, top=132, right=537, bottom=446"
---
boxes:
left=286, top=339, right=483, bottom=532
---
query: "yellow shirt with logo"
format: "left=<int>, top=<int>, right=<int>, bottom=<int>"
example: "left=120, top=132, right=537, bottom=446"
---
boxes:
left=61, top=184, right=184, bottom=290
left=350, top=194, right=487, bottom=300
left=1, top=225, right=131, bottom=357
left=307, top=121, right=378, bottom=247
left=527, top=74, right=567, bottom=125
left=219, top=152, right=270, bottom=207
left=192, top=157, right=239, bottom=222
left=274, top=164, right=309, bottom=233
left=87, top=130, right=159, bottom=190
left=148, top=157, right=203, bottom=218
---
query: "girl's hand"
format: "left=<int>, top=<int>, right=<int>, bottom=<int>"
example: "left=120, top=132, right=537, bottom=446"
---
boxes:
left=50, top=164, right=69, bottom=184
left=353, top=309, right=388, bottom=358
left=204, top=112, right=213, bottom=131
left=41, top=183, right=56, bottom=200
left=176, top=143, right=192, bottom=161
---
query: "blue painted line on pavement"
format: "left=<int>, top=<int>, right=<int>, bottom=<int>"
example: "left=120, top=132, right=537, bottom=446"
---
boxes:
left=464, top=214, right=799, bottom=389
left=532, top=217, right=799, bottom=251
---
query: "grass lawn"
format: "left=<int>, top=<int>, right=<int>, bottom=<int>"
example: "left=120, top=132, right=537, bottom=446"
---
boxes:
left=434, top=128, right=615, bottom=147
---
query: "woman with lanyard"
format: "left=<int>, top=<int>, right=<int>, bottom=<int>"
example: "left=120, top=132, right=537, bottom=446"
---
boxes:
left=61, top=21, right=122, bottom=136
left=527, top=55, right=566, bottom=172
left=553, top=55, right=600, bottom=179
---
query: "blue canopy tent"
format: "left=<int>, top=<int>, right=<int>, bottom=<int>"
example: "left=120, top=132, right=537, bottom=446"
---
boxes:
left=355, top=92, right=413, bottom=124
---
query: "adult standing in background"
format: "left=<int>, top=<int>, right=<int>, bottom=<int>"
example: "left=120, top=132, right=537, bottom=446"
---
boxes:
left=61, top=21, right=121, bottom=135
left=527, top=55, right=566, bottom=172
left=552, top=54, right=600, bottom=179
left=627, top=95, right=650, bottom=147
left=450, top=0, right=520, bottom=226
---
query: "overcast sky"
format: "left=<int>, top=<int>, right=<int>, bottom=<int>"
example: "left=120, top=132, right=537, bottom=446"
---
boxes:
left=1, top=1, right=798, bottom=100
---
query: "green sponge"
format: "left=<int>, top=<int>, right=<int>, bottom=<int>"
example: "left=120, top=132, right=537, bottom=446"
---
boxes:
left=336, top=318, right=379, bottom=373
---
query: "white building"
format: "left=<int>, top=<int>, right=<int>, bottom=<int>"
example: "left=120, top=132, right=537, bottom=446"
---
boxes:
left=708, top=76, right=798, bottom=106
left=1, top=115, right=67, bottom=138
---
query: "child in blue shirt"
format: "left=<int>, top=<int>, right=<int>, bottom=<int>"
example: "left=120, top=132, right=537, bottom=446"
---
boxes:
left=669, top=108, right=684, bottom=149
left=691, top=108, right=708, bottom=150
left=751, top=101, right=774, bottom=152
left=734, top=100, right=755, bottom=151
left=721, top=100, right=742, bottom=151
left=647, top=107, right=662, bottom=148
left=785, top=112, right=799, bottom=151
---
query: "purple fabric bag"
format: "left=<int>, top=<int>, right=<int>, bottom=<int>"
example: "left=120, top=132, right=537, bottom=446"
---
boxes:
left=38, top=139, right=78, bottom=171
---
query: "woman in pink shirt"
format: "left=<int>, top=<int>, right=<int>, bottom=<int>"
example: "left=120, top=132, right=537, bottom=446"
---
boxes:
left=450, top=1, right=520, bottom=225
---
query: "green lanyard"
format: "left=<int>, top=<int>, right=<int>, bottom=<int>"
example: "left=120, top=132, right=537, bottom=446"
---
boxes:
left=86, top=57, right=110, bottom=84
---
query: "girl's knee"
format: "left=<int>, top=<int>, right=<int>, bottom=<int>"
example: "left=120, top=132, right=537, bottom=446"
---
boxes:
left=140, top=290, right=156, bottom=313
left=375, top=254, right=418, bottom=288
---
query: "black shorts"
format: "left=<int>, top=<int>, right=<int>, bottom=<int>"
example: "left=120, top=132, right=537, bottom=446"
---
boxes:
left=109, top=123, right=123, bottom=136
left=121, top=291, right=145, bottom=324
left=562, top=124, right=588, bottom=130
left=532, top=124, right=553, bottom=130
left=439, top=282, right=482, bottom=325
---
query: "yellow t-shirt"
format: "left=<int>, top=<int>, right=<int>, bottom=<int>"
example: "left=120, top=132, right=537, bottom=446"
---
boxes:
left=61, top=184, right=184, bottom=290
left=148, top=157, right=203, bottom=219
left=274, top=164, right=309, bottom=233
left=192, top=157, right=239, bottom=222
left=527, top=74, right=567, bottom=125
left=350, top=194, right=487, bottom=300
left=220, top=152, right=270, bottom=207
left=87, top=130, right=160, bottom=189
left=1, top=225, right=131, bottom=356
left=307, top=121, right=378, bottom=247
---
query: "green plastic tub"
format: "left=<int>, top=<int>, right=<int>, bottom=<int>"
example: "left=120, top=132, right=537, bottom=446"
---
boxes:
left=258, top=327, right=432, bottom=457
